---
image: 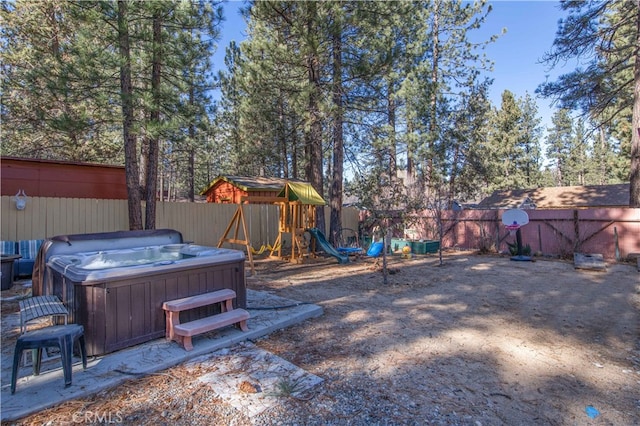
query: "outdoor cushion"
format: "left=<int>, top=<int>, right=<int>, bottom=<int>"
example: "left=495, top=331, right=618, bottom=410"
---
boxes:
left=18, top=240, right=44, bottom=260
left=15, top=240, right=44, bottom=278
left=1, top=241, right=17, bottom=256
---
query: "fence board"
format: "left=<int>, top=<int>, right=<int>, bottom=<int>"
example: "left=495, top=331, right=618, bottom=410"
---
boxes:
left=426, top=208, right=639, bottom=260
left=32, top=197, right=47, bottom=238
left=1, top=196, right=14, bottom=240
left=6, top=196, right=634, bottom=260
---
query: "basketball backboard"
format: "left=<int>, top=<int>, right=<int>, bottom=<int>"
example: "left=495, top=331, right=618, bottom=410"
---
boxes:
left=502, top=209, right=529, bottom=227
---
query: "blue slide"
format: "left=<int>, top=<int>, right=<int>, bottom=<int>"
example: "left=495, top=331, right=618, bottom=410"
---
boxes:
left=366, top=241, right=383, bottom=257
left=307, top=228, right=349, bottom=264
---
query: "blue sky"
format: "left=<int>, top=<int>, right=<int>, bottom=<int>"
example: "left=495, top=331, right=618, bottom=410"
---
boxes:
left=471, top=1, right=574, bottom=131
left=214, top=0, right=572, bottom=134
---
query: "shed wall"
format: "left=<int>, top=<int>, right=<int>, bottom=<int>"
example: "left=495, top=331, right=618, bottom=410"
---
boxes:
left=1, top=157, right=127, bottom=199
left=204, top=181, right=281, bottom=204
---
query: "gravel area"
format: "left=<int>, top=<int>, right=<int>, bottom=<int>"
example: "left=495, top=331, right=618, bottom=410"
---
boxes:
left=3, top=251, right=639, bottom=425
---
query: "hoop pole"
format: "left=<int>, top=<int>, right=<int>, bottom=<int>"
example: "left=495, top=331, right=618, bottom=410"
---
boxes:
left=515, top=228, right=524, bottom=256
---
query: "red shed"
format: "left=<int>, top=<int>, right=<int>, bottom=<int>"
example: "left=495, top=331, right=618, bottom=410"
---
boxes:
left=1, top=157, right=127, bottom=199
left=201, top=176, right=307, bottom=204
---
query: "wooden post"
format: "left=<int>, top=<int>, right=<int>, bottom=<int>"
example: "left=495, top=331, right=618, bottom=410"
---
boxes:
left=614, top=226, right=620, bottom=261
left=573, top=209, right=580, bottom=253
left=291, top=202, right=298, bottom=262
left=217, top=204, right=255, bottom=276
left=537, top=224, right=543, bottom=254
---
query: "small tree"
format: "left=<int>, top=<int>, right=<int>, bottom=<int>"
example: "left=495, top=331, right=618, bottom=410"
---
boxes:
left=425, top=183, right=447, bottom=266
left=348, top=169, right=407, bottom=285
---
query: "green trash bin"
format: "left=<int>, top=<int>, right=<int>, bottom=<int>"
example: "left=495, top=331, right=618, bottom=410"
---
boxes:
left=410, top=241, right=426, bottom=254
left=425, top=240, right=440, bottom=253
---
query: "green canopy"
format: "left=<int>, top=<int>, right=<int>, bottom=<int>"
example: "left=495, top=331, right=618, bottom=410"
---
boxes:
left=278, top=182, right=325, bottom=205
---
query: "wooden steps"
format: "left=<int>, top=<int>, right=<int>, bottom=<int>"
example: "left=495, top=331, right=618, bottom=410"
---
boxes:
left=162, top=289, right=249, bottom=351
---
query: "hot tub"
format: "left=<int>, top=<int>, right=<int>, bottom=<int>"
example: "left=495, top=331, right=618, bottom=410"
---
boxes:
left=40, top=230, right=245, bottom=356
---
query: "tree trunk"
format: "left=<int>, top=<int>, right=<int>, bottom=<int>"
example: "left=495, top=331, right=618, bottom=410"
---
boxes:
left=291, top=114, right=298, bottom=178
left=188, top=86, right=196, bottom=203
left=388, top=80, right=397, bottom=178
left=305, top=3, right=324, bottom=232
left=279, top=95, right=289, bottom=178
left=599, top=127, right=607, bottom=185
left=406, top=119, right=416, bottom=197
left=309, top=66, right=325, bottom=232
left=145, top=13, right=162, bottom=229
left=448, top=143, right=459, bottom=203
left=118, top=0, right=143, bottom=230
left=329, top=27, right=343, bottom=246
left=629, top=0, right=640, bottom=206
left=427, top=1, right=440, bottom=197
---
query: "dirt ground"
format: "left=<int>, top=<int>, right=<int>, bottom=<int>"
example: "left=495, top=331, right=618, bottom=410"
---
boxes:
left=4, top=250, right=640, bottom=425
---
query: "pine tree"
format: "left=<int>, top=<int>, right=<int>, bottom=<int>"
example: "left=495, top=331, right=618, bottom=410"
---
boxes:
left=538, top=0, right=640, bottom=206
left=1, top=0, right=121, bottom=161
left=3, top=0, right=223, bottom=226
left=230, top=1, right=316, bottom=179
left=115, top=0, right=143, bottom=229
left=518, top=93, right=543, bottom=188
left=400, top=0, right=495, bottom=202
left=216, top=41, right=245, bottom=174
left=487, top=90, right=523, bottom=190
left=546, top=109, right=574, bottom=187
left=566, top=119, right=589, bottom=186
left=447, top=79, right=493, bottom=201
left=170, top=1, right=222, bottom=201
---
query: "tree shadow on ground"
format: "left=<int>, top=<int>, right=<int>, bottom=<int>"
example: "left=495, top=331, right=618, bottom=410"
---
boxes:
left=249, top=253, right=640, bottom=425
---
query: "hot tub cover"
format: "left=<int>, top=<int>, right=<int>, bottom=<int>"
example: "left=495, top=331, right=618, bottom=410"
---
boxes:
left=33, top=229, right=183, bottom=296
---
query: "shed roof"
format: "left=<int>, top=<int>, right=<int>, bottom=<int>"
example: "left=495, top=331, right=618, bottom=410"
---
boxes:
left=201, top=176, right=325, bottom=205
left=200, top=175, right=304, bottom=195
left=278, top=182, right=325, bottom=205
left=477, top=183, right=630, bottom=209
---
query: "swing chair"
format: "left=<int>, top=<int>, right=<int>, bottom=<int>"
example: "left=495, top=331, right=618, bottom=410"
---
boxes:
left=336, top=228, right=364, bottom=257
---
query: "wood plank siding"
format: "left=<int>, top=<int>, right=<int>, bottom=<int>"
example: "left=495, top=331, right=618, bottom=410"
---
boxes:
left=1, top=157, right=127, bottom=199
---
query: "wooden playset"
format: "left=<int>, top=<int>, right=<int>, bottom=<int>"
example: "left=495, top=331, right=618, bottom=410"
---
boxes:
left=217, top=181, right=325, bottom=274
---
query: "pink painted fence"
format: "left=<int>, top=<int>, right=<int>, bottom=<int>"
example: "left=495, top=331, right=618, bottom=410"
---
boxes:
left=409, top=208, right=640, bottom=260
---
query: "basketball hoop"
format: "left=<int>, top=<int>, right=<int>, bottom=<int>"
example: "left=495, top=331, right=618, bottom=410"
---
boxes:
left=502, top=209, right=532, bottom=262
left=505, top=224, right=520, bottom=237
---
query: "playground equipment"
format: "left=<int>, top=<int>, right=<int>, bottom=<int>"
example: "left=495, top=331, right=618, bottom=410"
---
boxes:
left=502, top=209, right=532, bottom=262
left=335, top=227, right=363, bottom=258
left=218, top=181, right=327, bottom=272
left=217, top=202, right=257, bottom=275
left=269, top=182, right=325, bottom=263
left=250, top=243, right=280, bottom=255
left=366, top=241, right=384, bottom=257
left=307, top=228, right=349, bottom=264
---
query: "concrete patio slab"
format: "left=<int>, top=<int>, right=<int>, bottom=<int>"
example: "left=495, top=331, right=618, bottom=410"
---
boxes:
left=1, top=289, right=323, bottom=422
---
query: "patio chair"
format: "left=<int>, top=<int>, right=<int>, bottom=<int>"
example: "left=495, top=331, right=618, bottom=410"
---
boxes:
left=11, top=296, right=87, bottom=393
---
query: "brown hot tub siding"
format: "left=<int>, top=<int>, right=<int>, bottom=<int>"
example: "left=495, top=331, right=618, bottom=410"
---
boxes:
left=49, top=260, right=245, bottom=356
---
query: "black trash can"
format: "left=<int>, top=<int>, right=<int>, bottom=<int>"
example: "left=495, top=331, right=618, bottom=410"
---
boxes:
left=1, top=255, right=20, bottom=290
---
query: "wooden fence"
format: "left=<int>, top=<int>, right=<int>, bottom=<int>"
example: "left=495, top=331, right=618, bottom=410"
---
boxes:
left=2, top=196, right=637, bottom=260
left=0, top=196, right=361, bottom=250
left=407, top=208, right=640, bottom=260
